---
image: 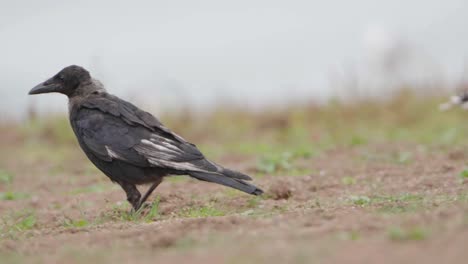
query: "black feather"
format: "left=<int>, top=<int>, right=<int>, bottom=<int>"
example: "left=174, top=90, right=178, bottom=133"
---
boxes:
left=189, top=172, right=263, bottom=195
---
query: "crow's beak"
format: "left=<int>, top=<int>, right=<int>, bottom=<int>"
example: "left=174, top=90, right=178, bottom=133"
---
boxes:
left=28, top=78, right=62, bottom=95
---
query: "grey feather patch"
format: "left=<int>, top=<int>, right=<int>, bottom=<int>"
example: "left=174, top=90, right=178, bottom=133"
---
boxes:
left=146, top=158, right=201, bottom=171
left=139, top=139, right=181, bottom=155
left=134, top=140, right=207, bottom=171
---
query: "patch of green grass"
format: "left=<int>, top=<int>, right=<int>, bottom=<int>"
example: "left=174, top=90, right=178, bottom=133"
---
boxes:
left=349, top=195, right=371, bottom=206
left=378, top=193, right=468, bottom=214
left=377, top=204, right=418, bottom=214
left=122, top=198, right=161, bottom=222
left=63, top=218, right=89, bottom=228
left=341, top=176, right=357, bottom=185
left=180, top=205, right=225, bottom=218
left=256, top=151, right=312, bottom=175
left=387, top=226, right=428, bottom=241
left=134, top=198, right=161, bottom=221
left=0, top=169, right=14, bottom=184
left=290, top=145, right=316, bottom=159
left=257, top=152, right=293, bottom=174
left=247, top=196, right=261, bottom=208
left=94, top=203, right=130, bottom=223
left=459, top=169, right=468, bottom=182
left=348, top=193, right=426, bottom=211
left=143, top=197, right=161, bottom=222
left=94, top=198, right=161, bottom=224
left=349, top=135, right=367, bottom=146
left=0, top=191, right=30, bottom=201
left=1, top=211, right=37, bottom=239
left=15, top=214, right=36, bottom=231
left=374, top=193, right=424, bottom=203
left=360, top=150, right=413, bottom=165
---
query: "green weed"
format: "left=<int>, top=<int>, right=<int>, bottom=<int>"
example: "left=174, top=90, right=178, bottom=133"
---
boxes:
left=180, top=205, right=225, bottom=218
left=341, top=176, right=357, bottom=185
left=0, top=170, right=13, bottom=184
left=349, top=195, right=371, bottom=206
left=256, top=152, right=293, bottom=174
left=1, top=211, right=37, bottom=239
left=459, top=169, right=468, bottom=181
left=388, top=226, right=428, bottom=241
left=63, top=218, right=89, bottom=228
left=0, top=191, right=30, bottom=201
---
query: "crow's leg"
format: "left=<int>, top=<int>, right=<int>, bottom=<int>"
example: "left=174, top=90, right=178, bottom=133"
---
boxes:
left=120, top=182, right=141, bottom=211
left=137, top=177, right=163, bottom=209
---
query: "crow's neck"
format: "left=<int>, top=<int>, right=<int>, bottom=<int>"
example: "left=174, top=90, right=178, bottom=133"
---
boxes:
left=68, top=79, right=107, bottom=113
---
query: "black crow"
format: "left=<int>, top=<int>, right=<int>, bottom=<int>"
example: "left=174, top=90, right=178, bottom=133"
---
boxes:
left=29, top=65, right=263, bottom=211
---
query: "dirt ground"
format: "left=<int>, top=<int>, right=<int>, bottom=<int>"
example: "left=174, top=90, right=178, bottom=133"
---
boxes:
left=0, top=138, right=467, bottom=263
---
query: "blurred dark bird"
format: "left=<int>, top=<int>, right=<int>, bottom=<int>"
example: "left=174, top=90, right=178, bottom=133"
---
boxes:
left=29, top=65, right=263, bottom=211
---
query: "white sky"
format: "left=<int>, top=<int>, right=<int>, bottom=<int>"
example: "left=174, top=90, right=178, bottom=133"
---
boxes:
left=0, top=0, right=467, bottom=117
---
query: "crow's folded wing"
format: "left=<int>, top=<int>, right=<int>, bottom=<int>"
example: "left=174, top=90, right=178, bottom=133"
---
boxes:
left=81, top=94, right=190, bottom=143
left=74, top=98, right=210, bottom=171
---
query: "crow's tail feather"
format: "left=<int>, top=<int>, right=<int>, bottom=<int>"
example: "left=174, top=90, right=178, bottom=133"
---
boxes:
left=219, top=167, right=252, bottom=180
left=190, top=172, right=263, bottom=195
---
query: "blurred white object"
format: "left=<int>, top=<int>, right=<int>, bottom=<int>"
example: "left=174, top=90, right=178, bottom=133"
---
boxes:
left=439, top=95, right=468, bottom=111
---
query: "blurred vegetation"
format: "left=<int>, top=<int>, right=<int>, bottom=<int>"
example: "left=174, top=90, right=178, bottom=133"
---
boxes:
left=1, top=90, right=468, bottom=174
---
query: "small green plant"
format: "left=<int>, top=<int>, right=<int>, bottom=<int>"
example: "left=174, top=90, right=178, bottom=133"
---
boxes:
left=378, top=205, right=412, bottom=214
left=143, top=197, right=161, bottom=222
left=349, top=195, right=371, bottom=206
left=247, top=196, right=261, bottom=208
left=180, top=205, right=225, bottom=218
left=17, top=215, right=36, bottom=231
left=63, top=218, right=89, bottom=228
left=459, top=169, right=468, bottom=180
left=0, top=170, right=13, bottom=184
left=341, top=176, right=357, bottom=185
left=292, top=145, right=315, bottom=159
left=2, top=213, right=37, bottom=234
left=118, top=197, right=161, bottom=222
left=388, top=227, right=428, bottom=241
left=95, top=200, right=158, bottom=223
left=256, top=152, right=293, bottom=174
left=349, top=135, right=367, bottom=146
left=0, top=192, right=30, bottom=201
left=372, top=193, right=423, bottom=203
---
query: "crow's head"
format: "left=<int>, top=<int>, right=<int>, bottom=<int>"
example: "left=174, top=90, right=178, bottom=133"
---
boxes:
left=29, top=65, right=92, bottom=97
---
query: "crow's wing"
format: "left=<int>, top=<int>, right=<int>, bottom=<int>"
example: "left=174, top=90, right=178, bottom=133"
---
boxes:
left=74, top=94, right=213, bottom=172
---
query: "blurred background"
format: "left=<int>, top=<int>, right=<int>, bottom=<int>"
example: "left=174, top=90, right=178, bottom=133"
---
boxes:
left=1, top=0, right=467, bottom=118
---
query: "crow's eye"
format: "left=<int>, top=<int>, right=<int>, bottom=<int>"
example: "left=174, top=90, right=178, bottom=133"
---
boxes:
left=58, top=75, right=65, bottom=81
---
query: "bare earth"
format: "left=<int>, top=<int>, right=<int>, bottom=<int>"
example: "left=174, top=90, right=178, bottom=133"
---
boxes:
left=0, top=138, right=467, bottom=264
